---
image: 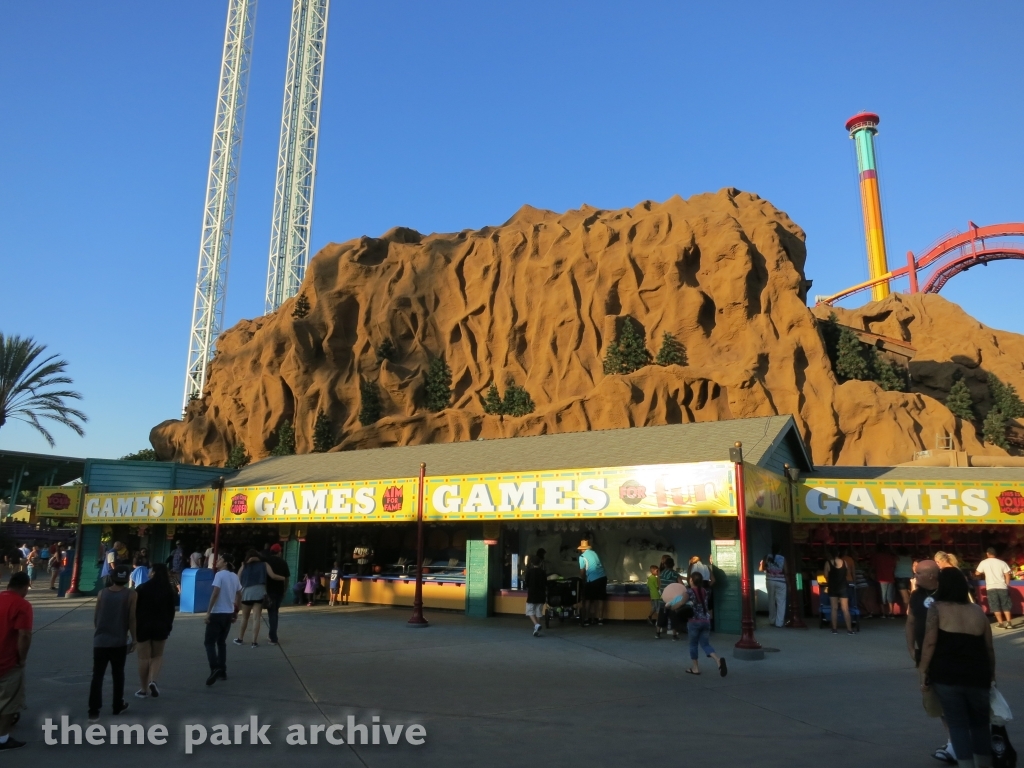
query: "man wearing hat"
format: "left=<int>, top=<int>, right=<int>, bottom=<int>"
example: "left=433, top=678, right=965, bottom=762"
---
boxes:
left=88, top=564, right=136, bottom=721
left=578, top=539, right=607, bottom=626
left=260, top=542, right=290, bottom=645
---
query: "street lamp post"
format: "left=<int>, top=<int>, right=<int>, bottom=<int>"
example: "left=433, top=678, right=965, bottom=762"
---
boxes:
left=731, top=442, right=764, bottom=660
left=408, top=462, right=429, bottom=627
left=783, top=464, right=807, bottom=629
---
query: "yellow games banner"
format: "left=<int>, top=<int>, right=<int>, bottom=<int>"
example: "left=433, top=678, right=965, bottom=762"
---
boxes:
left=796, top=478, right=1024, bottom=524
left=424, top=461, right=736, bottom=521
left=82, top=489, right=218, bottom=524
left=220, top=479, right=419, bottom=524
left=744, top=465, right=791, bottom=523
left=37, top=486, right=82, bottom=519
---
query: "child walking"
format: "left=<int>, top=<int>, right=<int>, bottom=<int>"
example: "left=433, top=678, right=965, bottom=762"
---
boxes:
left=304, top=572, right=317, bottom=606
left=647, top=564, right=662, bottom=625
left=328, top=562, right=341, bottom=606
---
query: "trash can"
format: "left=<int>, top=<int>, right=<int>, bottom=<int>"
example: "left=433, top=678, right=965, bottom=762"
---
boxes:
left=179, top=568, right=215, bottom=613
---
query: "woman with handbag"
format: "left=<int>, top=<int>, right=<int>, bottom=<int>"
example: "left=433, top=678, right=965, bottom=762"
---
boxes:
left=233, top=550, right=285, bottom=648
left=133, top=563, right=176, bottom=698
left=918, top=567, right=995, bottom=768
left=685, top=572, right=727, bottom=677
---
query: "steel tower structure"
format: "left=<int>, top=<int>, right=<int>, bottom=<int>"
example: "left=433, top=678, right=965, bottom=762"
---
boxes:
left=846, top=112, right=890, bottom=301
left=183, top=0, right=257, bottom=409
left=265, top=0, right=330, bottom=313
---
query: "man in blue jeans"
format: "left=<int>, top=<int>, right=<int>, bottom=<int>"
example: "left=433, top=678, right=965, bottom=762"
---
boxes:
left=260, top=543, right=290, bottom=644
left=204, top=555, right=240, bottom=686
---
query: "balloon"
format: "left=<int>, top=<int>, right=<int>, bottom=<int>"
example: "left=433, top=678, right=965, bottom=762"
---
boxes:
left=661, top=583, right=687, bottom=609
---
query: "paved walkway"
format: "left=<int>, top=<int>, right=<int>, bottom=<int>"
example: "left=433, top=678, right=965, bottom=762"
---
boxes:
left=12, top=590, right=1024, bottom=766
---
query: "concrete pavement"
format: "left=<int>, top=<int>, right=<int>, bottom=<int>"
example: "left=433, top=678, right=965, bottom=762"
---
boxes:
left=11, top=590, right=1024, bottom=767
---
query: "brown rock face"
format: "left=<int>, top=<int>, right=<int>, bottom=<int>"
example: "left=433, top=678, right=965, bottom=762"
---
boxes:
left=152, top=189, right=1016, bottom=468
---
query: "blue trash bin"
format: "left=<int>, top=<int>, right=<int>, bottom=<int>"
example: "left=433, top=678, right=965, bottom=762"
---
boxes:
left=180, top=568, right=215, bottom=613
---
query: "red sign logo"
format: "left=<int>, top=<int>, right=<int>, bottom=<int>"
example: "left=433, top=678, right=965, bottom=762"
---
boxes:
left=46, top=492, right=71, bottom=511
left=382, top=486, right=404, bottom=513
left=997, top=489, right=1024, bottom=516
left=230, top=493, right=248, bottom=516
left=619, top=480, right=646, bottom=505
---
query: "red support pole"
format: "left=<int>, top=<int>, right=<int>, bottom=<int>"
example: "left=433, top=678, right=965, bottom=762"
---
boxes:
left=906, top=251, right=919, bottom=293
left=408, top=463, right=429, bottom=627
left=66, top=484, right=87, bottom=597
left=732, top=446, right=762, bottom=656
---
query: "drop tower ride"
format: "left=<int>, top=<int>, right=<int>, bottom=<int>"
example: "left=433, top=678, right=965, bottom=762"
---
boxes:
left=846, top=112, right=890, bottom=301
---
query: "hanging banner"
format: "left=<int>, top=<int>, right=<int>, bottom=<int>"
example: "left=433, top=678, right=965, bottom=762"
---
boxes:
left=744, top=464, right=791, bottom=522
left=82, top=489, right=218, bottom=524
left=219, top=478, right=419, bottom=524
left=36, top=486, right=82, bottom=519
left=796, top=477, right=1024, bottom=524
left=424, top=461, right=736, bottom=521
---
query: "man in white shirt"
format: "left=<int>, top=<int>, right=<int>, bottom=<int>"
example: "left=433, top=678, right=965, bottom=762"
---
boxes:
left=759, top=545, right=788, bottom=628
left=975, top=548, right=1013, bottom=629
left=189, top=548, right=204, bottom=570
left=204, top=555, right=240, bottom=685
left=204, top=544, right=216, bottom=570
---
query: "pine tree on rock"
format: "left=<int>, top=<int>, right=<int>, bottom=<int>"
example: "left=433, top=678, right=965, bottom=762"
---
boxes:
left=945, top=376, right=975, bottom=421
left=424, top=357, right=452, bottom=412
left=834, top=325, right=870, bottom=383
left=312, top=411, right=334, bottom=452
left=819, top=313, right=842, bottom=373
left=483, top=383, right=503, bottom=415
left=603, top=317, right=651, bottom=375
left=871, top=352, right=910, bottom=393
left=501, top=379, right=535, bottom=417
left=359, top=381, right=383, bottom=426
left=376, top=338, right=397, bottom=363
left=225, top=444, right=250, bottom=469
left=654, top=332, right=687, bottom=366
left=271, top=420, right=296, bottom=456
left=987, top=373, right=1024, bottom=419
left=982, top=408, right=1009, bottom=449
left=291, top=293, right=310, bottom=319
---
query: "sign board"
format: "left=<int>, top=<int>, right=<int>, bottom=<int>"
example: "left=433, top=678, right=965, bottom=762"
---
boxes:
left=797, top=478, right=1024, bottom=524
left=711, top=539, right=742, bottom=635
left=36, top=486, right=82, bottom=519
left=217, top=479, right=418, bottom=524
left=744, top=464, right=791, bottom=522
left=82, top=489, right=218, bottom=524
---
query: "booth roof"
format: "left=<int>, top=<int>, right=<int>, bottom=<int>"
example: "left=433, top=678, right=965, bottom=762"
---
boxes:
left=224, top=415, right=811, bottom=487
left=805, top=466, right=1024, bottom=482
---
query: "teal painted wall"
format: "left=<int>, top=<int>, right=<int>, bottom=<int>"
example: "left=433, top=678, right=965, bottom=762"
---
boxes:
left=283, top=540, right=301, bottom=605
left=77, top=525, right=103, bottom=596
left=465, top=540, right=491, bottom=617
left=83, top=459, right=224, bottom=493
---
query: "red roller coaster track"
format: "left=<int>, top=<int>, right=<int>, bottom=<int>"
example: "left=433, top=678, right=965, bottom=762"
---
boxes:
left=817, top=222, right=1024, bottom=306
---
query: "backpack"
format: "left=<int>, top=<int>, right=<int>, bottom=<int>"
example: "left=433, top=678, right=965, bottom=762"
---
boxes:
left=992, top=724, right=1017, bottom=768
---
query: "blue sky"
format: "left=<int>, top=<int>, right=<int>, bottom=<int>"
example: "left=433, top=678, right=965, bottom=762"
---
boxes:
left=1, top=1, right=1021, bottom=460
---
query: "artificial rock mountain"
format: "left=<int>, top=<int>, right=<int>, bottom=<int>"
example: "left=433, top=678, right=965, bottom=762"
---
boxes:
left=152, top=189, right=1021, bottom=468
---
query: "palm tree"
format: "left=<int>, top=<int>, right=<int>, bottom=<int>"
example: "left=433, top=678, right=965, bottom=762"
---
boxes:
left=0, top=333, right=87, bottom=446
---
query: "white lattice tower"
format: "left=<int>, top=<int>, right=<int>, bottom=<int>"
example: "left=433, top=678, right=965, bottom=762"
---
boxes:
left=265, top=0, right=330, bottom=313
left=183, top=0, right=257, bottom=410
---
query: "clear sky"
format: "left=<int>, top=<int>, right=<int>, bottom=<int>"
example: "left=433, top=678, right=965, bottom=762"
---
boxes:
left=1, top=1, right=1021, bottom=460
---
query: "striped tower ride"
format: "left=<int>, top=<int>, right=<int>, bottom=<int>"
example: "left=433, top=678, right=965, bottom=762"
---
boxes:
left=846, top=112, right=890, bottom=301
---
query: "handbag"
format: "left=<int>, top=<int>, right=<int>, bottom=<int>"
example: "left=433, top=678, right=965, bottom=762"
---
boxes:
left=992, top=724, right=1017, bottom=768
left=991, top=684, right=1014, bottom=724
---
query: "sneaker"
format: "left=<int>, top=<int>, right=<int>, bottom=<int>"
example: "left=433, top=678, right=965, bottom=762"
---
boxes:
left=831, top=629, right=838, bottom=634
left=596, top=620, right=604, bottom=626
left=655, top=631, right=662, bottom=639
left=88, top=712, right=100, bottom=723
left=218, top=669, right=227, bottom=680
left=232, top=638, right=243, bottom=646
left=533, top=625, right=541, bottom=637
left=112, top=703, right=129, bottom=716
left=251, top=642, right=258, bottom=648
left=847, top=631, right=855, bottom=635
left=148, top=682, right=160, bottom=698
left=0, top=737, right=26, bottom=750
left=268, top=641, right=278, bottom=646
left=134, top=689, right=148, bottom=698
left=648, top=616, right=656, bottom=626
left=206, top=669, right=220, bottom=686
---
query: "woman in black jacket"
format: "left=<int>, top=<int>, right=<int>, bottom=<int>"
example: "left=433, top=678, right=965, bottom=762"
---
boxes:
left=134, top=563, right=176, bottom=698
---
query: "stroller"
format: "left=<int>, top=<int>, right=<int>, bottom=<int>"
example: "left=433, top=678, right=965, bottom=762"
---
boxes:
left=819, top=585, right=860, bottom=630
left=544, top=577, right=581, bottom=628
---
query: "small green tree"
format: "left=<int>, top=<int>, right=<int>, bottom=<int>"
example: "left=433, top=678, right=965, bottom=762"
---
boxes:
left=603, top=317, right=651, bottom=375
left=312, top=411, right=334, bottom=452
left=376, top=338, right=397, bottom=363
left=987, top=373, right=1024, bottom=419
left=483, top=383, right=503, bottom=415
left=271, top=420, right=296, bottom=456
left=983, top=408, right=1009, bottom=449
left=834, top=324, right=871, bottom=382
left=945, top=376, right=975, bottom=421
left=292, top=293, right=310, bottom=319
left=359, top=381, right=383, bottom=426
left=120, top=448, right=157, bottom=461
left=819, top=313, right=843, bottom=373
left=501, top=379, right=535, bottom=417
left=424, top=357, right=452, bottom=412
left=654, top=332, right=687, bottom=366
left=225, top=444, right=250, bottom=469
left=870, top=352, right=910, bottom=393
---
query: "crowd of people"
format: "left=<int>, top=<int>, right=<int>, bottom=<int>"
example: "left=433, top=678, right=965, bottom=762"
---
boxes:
left=3, top=542, right=68, bottom=591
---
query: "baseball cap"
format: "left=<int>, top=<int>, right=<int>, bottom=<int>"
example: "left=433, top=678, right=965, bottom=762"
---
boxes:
left=270, top=543, right=282, bottom=553
left=112, top=564, right=130, bottom=584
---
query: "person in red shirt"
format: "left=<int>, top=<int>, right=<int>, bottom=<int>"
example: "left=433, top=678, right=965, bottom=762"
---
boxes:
left=872, top=545, right=898, bottom=619
left=0, top=572, right=32, bottom=750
